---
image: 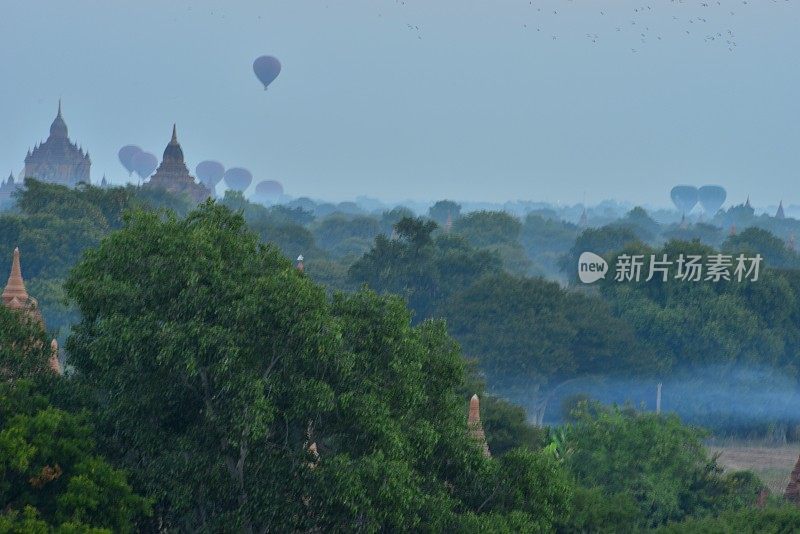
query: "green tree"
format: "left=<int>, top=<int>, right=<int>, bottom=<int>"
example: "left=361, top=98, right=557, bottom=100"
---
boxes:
left=65, top=202, right=572, bottom=531
left=560, top=225, right=641, bottom=282
left=428, top=199, right=461, bottom=226
left=656, top=505, right=800, bottom=533
left=451, top=210, right=521, bottom=249
left=723, top=227, right=800, bottom=269
left=0, top=307, right=150, bottom=532
left=562, top=402, right=764, bottom=529
left=446, top=273, right=656, bottom=424
left=349, top=217, right=501, bottom=320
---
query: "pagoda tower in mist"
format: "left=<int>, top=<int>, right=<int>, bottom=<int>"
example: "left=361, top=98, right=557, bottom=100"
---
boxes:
left=144, top=125, right=212, bottom=203
left=24, top=101, right=91, bottom=187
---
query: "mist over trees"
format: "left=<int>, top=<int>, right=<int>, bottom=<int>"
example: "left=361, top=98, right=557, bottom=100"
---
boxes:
left=4, top=182, right=800, bottom=529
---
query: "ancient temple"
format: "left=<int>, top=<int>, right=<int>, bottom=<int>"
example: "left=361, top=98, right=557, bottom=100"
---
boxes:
left=2, top=248, right=61, bottom=374
left=144, top=125, right=211, bottom=203
left=24, top=101, right=91, bottom=187
left=776, top=201, right=786, bottom=220
left=468, top=394, right=491, bottom=458
left=0, top=173, right=21, bottom=205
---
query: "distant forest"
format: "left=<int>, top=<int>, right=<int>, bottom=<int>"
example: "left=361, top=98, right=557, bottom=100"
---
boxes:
left=4, top=179, right=800, bottom=531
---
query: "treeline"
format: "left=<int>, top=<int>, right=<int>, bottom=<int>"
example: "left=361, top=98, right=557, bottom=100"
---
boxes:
left=3, top=181, right=800, bottom=530
left=5, top=181, right=800, bottom=437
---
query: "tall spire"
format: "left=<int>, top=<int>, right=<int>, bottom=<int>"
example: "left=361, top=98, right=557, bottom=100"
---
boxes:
left=2, top=247, right=29, bottom=306
left=49, top=100, right=68, bottom=138
left=776, top=200, right=786, bottom=220
left=468, top=394, right=491, bottom=457
left=162, top=124, right=185, bottom=162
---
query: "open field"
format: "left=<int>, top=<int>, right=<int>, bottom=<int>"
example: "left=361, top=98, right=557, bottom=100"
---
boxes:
left=711, top=445, right=799, bottom=494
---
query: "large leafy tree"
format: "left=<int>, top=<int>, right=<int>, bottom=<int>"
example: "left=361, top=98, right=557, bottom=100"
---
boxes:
left=0, top=307, right=150, bottom=532
left=428, top=200, right=461, bottom=226
left=349, top=216, right=501, bottom=320
left=65, top=202, right=572, bottom=531
left=561, top=403, right=764, bottom=529
left=445, top=273, right=657, bottom=424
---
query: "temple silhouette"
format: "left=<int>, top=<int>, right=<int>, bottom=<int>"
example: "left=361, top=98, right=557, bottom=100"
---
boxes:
left=24, top=101, right=91, bottom=187
left=2, top=247, right=61, bottom=374
left=144, top=125, right=212, bottom=203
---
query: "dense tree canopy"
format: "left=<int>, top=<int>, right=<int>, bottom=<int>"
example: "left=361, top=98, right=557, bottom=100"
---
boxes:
left=0, top=307, right=150, bottom=532
left=64, top=202, right=573, bottom=531
left=561, top=402, right=763, bottom=529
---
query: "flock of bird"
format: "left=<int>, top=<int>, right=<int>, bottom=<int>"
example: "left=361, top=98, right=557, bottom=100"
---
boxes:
left=389, top=0, right=793, bottom=53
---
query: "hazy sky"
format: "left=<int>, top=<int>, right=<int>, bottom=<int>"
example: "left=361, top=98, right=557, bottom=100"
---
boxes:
left=1, top=0, right=798, bottom=206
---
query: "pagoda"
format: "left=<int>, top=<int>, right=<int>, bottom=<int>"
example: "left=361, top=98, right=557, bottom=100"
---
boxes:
left=144, top=125, right=212, bottom=204
left=2, top=248, right=61, bottom=374
left=24, top=101, right=91, bottom=187
left=776, top=201, right=786, bottom=220
left=578, top=207, right=588, bottom=228
left=0, top=172, right=21, bottom=205
left=468, top=394, right=491, bottom=458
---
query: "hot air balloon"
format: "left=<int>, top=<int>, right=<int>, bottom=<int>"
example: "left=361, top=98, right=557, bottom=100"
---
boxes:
left=196, top=160, right=225, bottom=191
left=253, top=180, right=284, bottom=203
left=698, top=185, right=727, bottom=215
left=118, top=145, right=142, bottom=176
left=132, top=151, right=158, bottom=181
left=253, top=56, right=282, bottom=90
left=670, top=185, right=698, bottom=214
left=224, top=167, right=253, bottom=192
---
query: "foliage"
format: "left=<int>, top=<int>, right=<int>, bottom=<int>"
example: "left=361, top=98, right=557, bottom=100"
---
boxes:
left=0, top=309, right=150, bottom=532
left=312, top=213, right=381, bottom=257
left=723, top=226, right=800, bottom=269
left=65, top=202, right=572, bottom=531
left=656, top=505, right=800, bottom=533
left=560, top=225, right=641, bottom=281
left=349, top=216, right=502, bottom=320
left=428, top=200, right=461, bottom=226
left=452, top=210, right=522, bottom=249
left=0, top=306, right=54, bottom=379
left=562, top=402, right=764, bottom=529
left=445, top=273, right=656, bottom=423
left=520, top=213, right=579, bottom=280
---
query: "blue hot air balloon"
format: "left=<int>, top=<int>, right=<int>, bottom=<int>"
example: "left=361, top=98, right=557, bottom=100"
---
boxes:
left=196, top=161, right=225, bottom=191
left=253, top=56, right=282, bottom=90
left=253, top=180, right=284, bottom=203
left=118, top=145, right=142, bottom=176
left=132, top=151, right=158, bottom=181
left=224, top=167, right=253, bottom=192
left=670, top=185, right=698, bottom=214
left=698, top=185, right=727, bottom=215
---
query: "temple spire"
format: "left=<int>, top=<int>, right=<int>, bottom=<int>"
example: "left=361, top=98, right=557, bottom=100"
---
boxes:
left=2, top=247, right=29, bottom=305
left=776, top=200, right=786, bottom=220
left=468, top=394, right=491, bottom=457
left=50, top=339, right=62, bottom=375
left=57, top=98, right=62, bottom=118
left=172, top=123, right=178, bottom=143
